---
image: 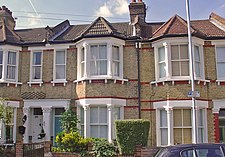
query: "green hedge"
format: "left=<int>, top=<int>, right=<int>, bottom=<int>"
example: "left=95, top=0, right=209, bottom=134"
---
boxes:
left=115, top=119, right=150, bottom=155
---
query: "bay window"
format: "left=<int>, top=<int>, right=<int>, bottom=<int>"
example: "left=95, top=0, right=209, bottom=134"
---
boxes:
left=77, top=98, right=125, bottom=142
left=155, top=100, right=207, bottom=146
left=76, top=38, right=125, bottom=81
left=153, top=40, right=204, bottom=82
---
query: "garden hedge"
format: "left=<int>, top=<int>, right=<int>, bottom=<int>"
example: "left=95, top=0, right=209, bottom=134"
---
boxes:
left=115, top=119, right=150, bottom=155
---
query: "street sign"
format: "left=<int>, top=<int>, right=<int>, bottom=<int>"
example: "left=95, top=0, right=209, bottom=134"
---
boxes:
left=187, top=91, right=200, bottom=98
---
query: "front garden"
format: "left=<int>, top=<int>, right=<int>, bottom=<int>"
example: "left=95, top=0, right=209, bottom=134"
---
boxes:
left=51, top=107, right=151, bottom=157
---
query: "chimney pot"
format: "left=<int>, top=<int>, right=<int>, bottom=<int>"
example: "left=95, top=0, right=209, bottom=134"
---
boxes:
left=132, top=0, right=136, bottom=2
left=138, top=0, right=143, bottom=2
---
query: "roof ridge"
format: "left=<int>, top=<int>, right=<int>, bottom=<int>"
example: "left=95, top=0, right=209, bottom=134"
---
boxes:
left=5, top=25, right=22, bottom=42
left=175, top=14, right=196, bottom=33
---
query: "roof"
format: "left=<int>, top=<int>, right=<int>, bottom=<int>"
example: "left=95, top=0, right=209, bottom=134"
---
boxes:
left=0, top=12, right=225, bottom=45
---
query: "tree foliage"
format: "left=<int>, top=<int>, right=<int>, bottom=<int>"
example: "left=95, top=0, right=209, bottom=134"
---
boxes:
left=0, top=98, right=13, bottom=124
left=60, top=107, right=79, bottom=133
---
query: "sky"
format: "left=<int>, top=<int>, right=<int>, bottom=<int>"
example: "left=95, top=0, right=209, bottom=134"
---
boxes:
left=0, top=0, right=225, bottom=29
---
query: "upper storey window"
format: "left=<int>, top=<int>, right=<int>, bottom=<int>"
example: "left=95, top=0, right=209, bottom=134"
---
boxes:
left=31, top=51, right=42, bottom=82
left=90, top=44, right=107, bottom=76
left=54, top=50, right=66, bottom=81
left=76, top=38, right=125, bottom=82
left=216, top=47, right=225, bottom=80
left=0, top=47, right=19, bottom=84
left=153, top=39, right=204, bottom=82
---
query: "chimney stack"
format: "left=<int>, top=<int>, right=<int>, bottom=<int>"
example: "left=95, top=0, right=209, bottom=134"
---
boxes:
left=0, top=6, right=15, bottom=30
left=129, top=0, right=146, bottom=25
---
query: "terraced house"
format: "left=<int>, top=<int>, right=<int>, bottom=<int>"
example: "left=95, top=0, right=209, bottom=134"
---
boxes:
left=0, top=0, right=225, bottom=147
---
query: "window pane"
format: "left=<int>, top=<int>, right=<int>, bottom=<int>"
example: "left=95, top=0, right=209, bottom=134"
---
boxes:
left=174, top=128, right=182, bottom=144
left=99, top=107, right=107, bottom=123
left=181, top=61, right=189, bottom=76
left=0, top=51, right=3, bottom=64
left=180, top=45, right=188, bottom=59
left=174, top=109, right=182, bottom=126
left=90, top=126, right=98, bottom=138
left=100, top=126, right=108, bottom=138
left=159, top=62, right=166, bottom=78
left=8, top=51, right=16, bottom=65
left=91, top=46, right=98, bottom=59
left=160, top=110, right=167, bottom=127
left=32, top=66, right=41, bottom=79
left=55, top=108, right=65, bottom=115
left=183, top=109, right=191, bottom=126
left=7, top=66, right=16, bottom=79
left=183, top=128, right=192, bottom=143
left=90, top=107, right=98, bottom=123
left=195, top=62, right=200, bottom=77
left=56, top=51, right=65, bottom=64
left=0, top=65, right=2, bottom=79
left=217, top=47, right=225, bottom=62
left=161, top=128, right=168, bottom=145
left=171, top=45, right=179, bottom=60
left=112, top=46, right=119, bottom=60
left=114, top=107, right=120, bottom=120
left=81, top=48, right=85, bottom=61
left=56, top=65, right=65, bottom=79
left=218, top=63, right=225, bottom=78
left=80, top=107, right=84, bottom=124
left=33, top=52, right=42, bottom=65
left=99, top=45, right=107, bottom=59
left=194, top=46, right=200, bottom=61
left=90, top=61, right=97, bottom=75
left=172, top=62, right=180, bottom=76
left=100, top=61, right=107, bottom=75
left=113, top=62, right=119, bottom=76
left=158, top=47, right=165, bottom=62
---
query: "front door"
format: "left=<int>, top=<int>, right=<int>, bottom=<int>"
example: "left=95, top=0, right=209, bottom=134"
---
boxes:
left=32, top=108, right=43, bottom=143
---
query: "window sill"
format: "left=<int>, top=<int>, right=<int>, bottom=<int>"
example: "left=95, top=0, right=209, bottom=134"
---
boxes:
left=151, top=79, right=210, bottom=86
left=0, top=80, right=22, bottom=87
left=216, top=80, right=225, bottom=86
left=27, top=81, right=43, bottom=87
left=51, top=80, right=68, bottom=86
left=74, top=78, right=128, bottom=84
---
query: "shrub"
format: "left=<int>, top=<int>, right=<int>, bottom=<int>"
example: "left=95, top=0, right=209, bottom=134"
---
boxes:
left=90, top=138, right=116, bottom=157
left=60, top=107, right=79, bottom=133
left=54, top=131, right=91, bottom=155
left=115, top=119, right=150, bottom=155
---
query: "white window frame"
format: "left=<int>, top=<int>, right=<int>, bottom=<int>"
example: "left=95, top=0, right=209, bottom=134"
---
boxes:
left=75, top=37, right=126, bottom=83
left=52, top=49, right=67, bottom=85
left=154, top=100, right=208, bottom=146
left=76, top=98, right=126, bottom=142
left=0, top=45, right=21, bottom=85
left=29, top=51, right=43, bottom=85
left=152, top=38, right=205, bottom=83
left=215, top=46, right=225, bottom=80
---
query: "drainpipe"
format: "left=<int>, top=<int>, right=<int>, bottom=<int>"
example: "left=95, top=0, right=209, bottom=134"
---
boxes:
left=136, top=42, right=141, bottom=119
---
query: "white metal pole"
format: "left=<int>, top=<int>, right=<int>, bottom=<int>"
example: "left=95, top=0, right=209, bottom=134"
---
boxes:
left=185, top=0, right=197, bottom=144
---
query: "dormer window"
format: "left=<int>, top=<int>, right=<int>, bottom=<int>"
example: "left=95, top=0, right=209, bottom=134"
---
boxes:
left=76, top=38, right=125, bottom=82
